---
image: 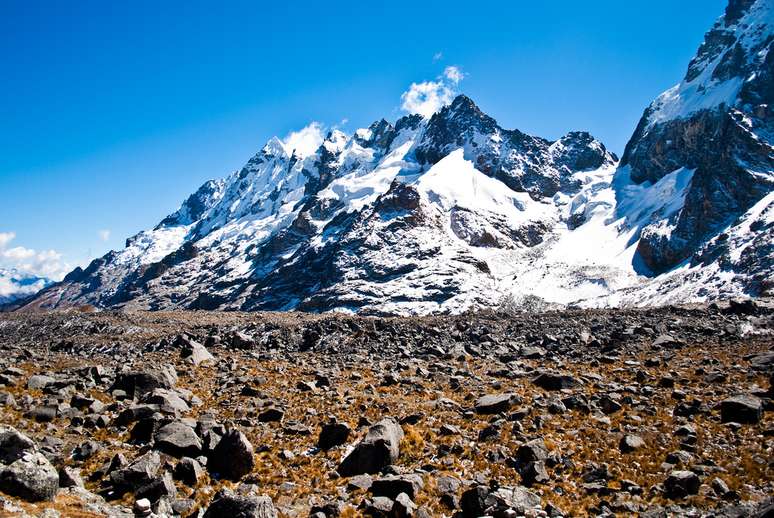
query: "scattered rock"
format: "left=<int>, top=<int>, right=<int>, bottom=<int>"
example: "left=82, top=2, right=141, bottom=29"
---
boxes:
left=208, top=429, right=254, bottom=481
left=203, top=489, right=277, bottom=518
left=475, top=393, right=517, bottom=414
left=720, top=395, right=763, bottom=424
left=339, top=418, right=403, bottom=476
left=665, top=470, right=700, bottom=498
left=318, top=421, right=351, bottom=450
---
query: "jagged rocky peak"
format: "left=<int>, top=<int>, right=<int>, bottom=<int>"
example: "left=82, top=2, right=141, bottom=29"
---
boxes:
left=158, top=179, right=225, bottom=228
left=618, top=0, right=773, bottom=275
left=415, top=95, right=615, bottom=198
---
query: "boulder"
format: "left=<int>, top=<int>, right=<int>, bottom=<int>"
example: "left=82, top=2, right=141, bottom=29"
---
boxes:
left=0, top=451, right=59, bottom=502
left=59, top=466, right=85, bottom=488
left=0, top=426, right=35, bottom=463
left=154, top=421, right=202, bottom=457
left=338, top=418, right=403, bottom=476
left=110, top=451, right=161, bottom=490
left=665, top=470, right=700, bottom=498
left=174, top=457, right=205, bottom=487
left=203, top=489, right=277, bottom=518
left=318, top=421, right=351, bottom=450
left=460, top=485, right=541, bottom=517
left=370, top=474, right=424, bottom=499
left=26, top=375, right=55, bottom=390
left=180, top=338, right=215, bottom=366
left=392, top=492, right=417, bottom=518
left=474, top=393, right=516, bottom=414
left=112, top=366, right=178, bottom=399
left=620, top=434, right=645, bottom=453
left=532, top=371, right=579, bottom=391
left=208, top=429, right=254, bottom=481
left=720, top=394, right=763, bottom=424
left=515, top=438, right=548, bottom=463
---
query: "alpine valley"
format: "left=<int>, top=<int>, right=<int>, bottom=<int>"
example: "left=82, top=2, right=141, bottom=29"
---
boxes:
left=20, top=0, right=774, bottom=315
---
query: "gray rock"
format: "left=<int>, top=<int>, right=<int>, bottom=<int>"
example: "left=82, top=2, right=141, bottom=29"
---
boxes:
left=175, top=457, right=205, bottom=487
left=203, top=489, right=277, bottom=518
left=112, top=366, right=177, bottom=399
left=257, top=408, right=284, bottom=423
left=338, top=418, right=403, bottom=476
left=0, top=426, right=35, bottom=463
left=364, top=496, right=394, bottom=517
left=154, top=421, right=202, bottom=458
left=135, top=472, right=177, bottom=504
left=620, top=434, right=646, bottom=453
left=208, top=429, right=254, bottom=481
left=665, top=470, right=700, bottom=498
left=27, top=375, right=55, bottom=390
left=59, top=466, right=85, bottom=488
left=0, top=451, right=59, bottom=502
left=142, top=388, right=190, bottom=415
left=110, top=451, right=161, bottom=490
left=474, top=393, right=517, bottom=414
left=460, top=484, right=541, bottom=517
left=73, top=440, right=101, bottom=461
left=516, top=438, right=548, bottom=462
left=370, top=474, right=424, bottom=499
left=0, top=392, right=16, bottom=408
left=180, top=339, right=215, bottom=366
left=519, top=460, right=549, bottom=486
left=392, top=492, right=417, bottom=518
left=134, top=498, right=152, bottom=517
left=318, top=421, right=351, bottom=450
left=532, top=371, right=579, bottom=391
left=720, top=394, right=763, bottom=424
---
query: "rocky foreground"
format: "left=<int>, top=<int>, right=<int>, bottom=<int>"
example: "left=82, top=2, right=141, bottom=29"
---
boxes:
left=0, top=302, right=773, bottom=517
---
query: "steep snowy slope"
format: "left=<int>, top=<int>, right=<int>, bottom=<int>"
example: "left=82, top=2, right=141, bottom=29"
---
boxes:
left=619, top=0, right=773, bottom=276
left=25, top=96, right=620, bottom=314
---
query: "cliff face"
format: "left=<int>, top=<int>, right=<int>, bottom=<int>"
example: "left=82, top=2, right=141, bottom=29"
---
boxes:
left=619, top=0, right=773, bottom=275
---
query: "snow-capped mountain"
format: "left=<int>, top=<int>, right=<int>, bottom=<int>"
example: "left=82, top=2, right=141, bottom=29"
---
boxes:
left=0, top=268, right=53, bottom=307
left=22, top=0, right=773, bottom=315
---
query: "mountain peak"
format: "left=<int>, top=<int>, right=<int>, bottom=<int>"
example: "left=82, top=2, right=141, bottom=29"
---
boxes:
left=262, top=136, right=288, bottom=158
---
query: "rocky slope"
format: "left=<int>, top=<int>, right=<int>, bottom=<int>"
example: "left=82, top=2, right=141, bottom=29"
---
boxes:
left=0, top=303, right=772, bottom=516
left=617, top=0, right=774, bottom=280
left=20, top=0, right=774, bottom=315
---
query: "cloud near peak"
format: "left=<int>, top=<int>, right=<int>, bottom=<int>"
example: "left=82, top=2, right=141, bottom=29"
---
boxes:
left=282, top=122, right=325, bottom=158
left=400, top=65, right=467, bottom=118
left=0, top=231, right=70, bottom=281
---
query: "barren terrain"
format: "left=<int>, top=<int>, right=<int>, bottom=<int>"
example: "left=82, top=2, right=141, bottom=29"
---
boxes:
left=0, top=302, right=772, bottom=517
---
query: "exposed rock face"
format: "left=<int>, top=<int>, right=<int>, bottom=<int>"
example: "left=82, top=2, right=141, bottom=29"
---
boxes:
left=22, top=95, right=615, bottom=315
left=619, top=0, right=773, bottom=276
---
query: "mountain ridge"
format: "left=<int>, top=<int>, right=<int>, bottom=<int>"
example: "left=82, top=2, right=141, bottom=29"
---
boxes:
left=20, top=0, right=774, bottom=314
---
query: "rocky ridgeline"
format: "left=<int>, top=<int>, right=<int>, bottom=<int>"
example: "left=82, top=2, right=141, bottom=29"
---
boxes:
left=0, top=301, right=772, bottom=517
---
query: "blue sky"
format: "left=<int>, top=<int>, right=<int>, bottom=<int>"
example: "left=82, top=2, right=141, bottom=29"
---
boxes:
left=0, top=0, right=726, bottom=278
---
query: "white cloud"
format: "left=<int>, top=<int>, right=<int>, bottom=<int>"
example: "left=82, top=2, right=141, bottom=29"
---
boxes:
left=401, top=81, right=454, bottom=118
left=0, top=231, right=70, bottom=281
left=283, top=122, right=325, bottom=158
left=0, top=275, right=48, bottom=299
left=98, top=229, right=111, bottom=242
left=433, top=52, right=443, bottom=62
left=444, top=65, right=465, bottom=85
left=0, top=232, right=15, bottom=249
left=400, top=66, right=466, bottom=118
